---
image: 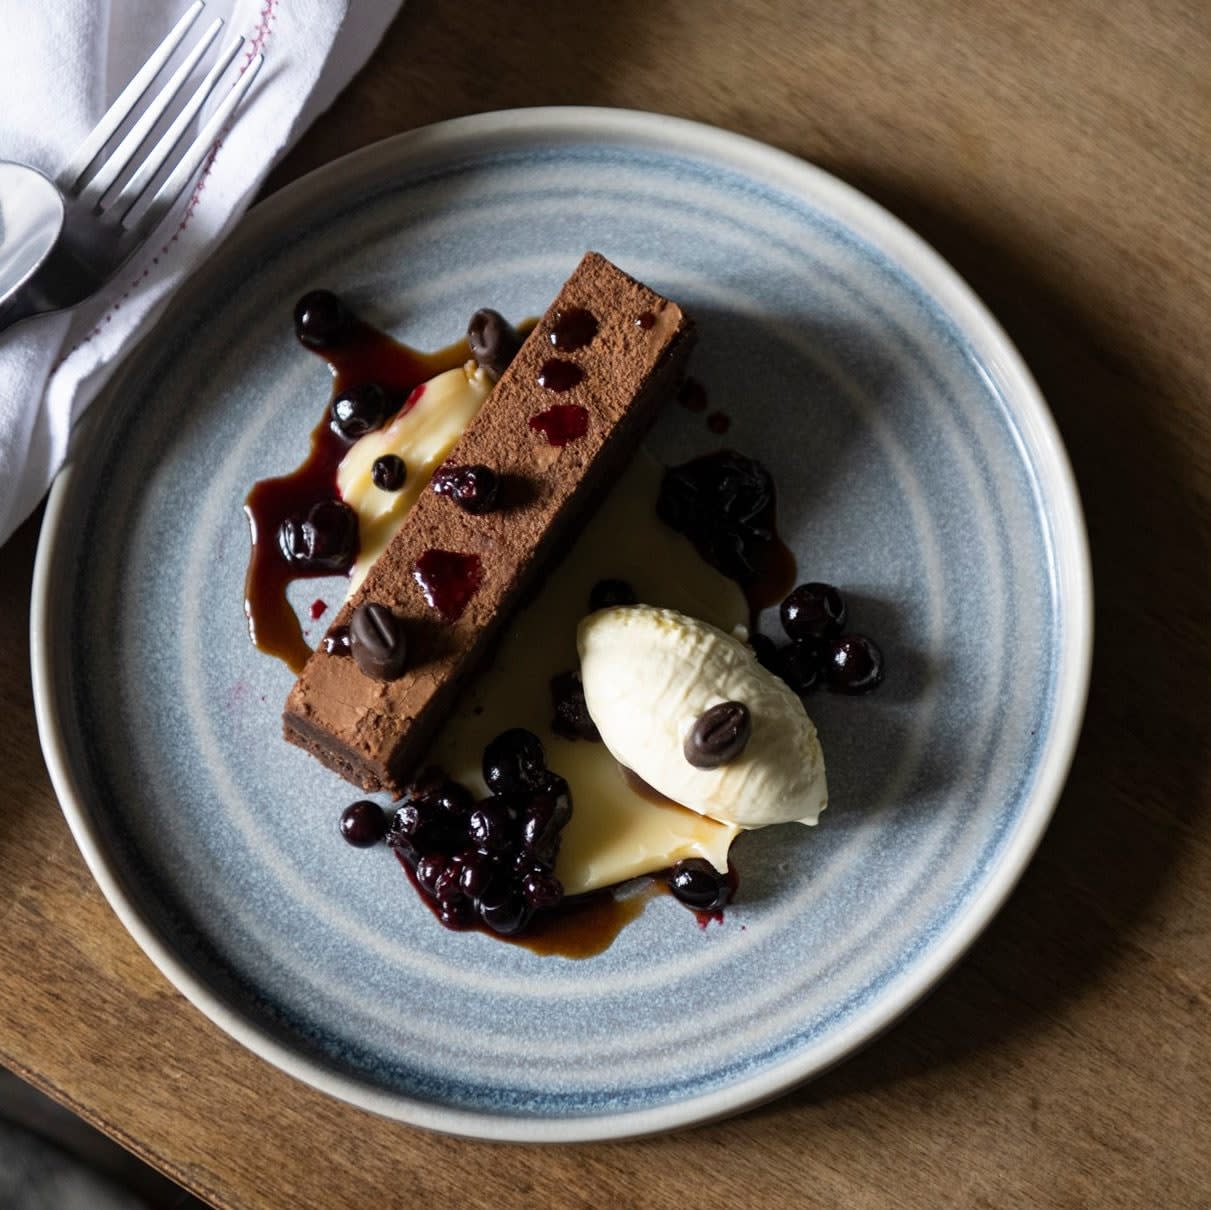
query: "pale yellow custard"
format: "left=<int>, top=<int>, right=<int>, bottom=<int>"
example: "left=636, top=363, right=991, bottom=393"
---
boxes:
left=337, top=361, right=493, bottom=592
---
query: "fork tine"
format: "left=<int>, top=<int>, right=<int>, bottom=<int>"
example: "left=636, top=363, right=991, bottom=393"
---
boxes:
left=80, top=17, right=224, bottom=210
left=57, top=1, right=205, bottom=194
left=125, top=54, right=264, bottom=240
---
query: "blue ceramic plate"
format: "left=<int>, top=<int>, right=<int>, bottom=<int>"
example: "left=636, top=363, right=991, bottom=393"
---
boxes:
left=32, top=109, right=1091, bottom=1141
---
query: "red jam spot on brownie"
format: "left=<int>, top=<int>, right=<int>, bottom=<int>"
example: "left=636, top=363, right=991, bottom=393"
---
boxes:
left=536, top=358, right=585, bottom=392
left=413, top=550, right=483, bottom=621
left=548, top=307, right=598, bottom=351
left=529, top=404, right=589, bottom=447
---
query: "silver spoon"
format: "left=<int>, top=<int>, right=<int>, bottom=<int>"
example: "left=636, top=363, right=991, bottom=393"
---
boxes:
left=0, top=163, right=64, bottom=310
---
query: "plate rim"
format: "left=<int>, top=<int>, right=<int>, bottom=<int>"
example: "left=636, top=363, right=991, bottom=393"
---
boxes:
left=30, top=105, right=1093, bottom=1142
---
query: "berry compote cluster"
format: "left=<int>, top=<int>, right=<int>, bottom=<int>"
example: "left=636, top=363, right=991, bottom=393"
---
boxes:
left=383, top=729, right=570, bottom=935
left=751, top=582, right=885, bottom=695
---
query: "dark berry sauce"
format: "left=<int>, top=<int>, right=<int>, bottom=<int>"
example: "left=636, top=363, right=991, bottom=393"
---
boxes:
left=537, top=358, right=585, bottom=392
left=243, top=298, right=468, bottom=672
left=548, top=307, right=598, bottom=351
left=395, top=853, right=658, bottom=958
left=529, top=404, right=589, bottom=446
left=657, top=450, right=796, bottom=615
left=309, top=598, right=327, bottom=621
left=636, top=311, right=656, bottom=330
left=413, top=550, right=483, bottom=621
left=512, top=884, right=659, bottom=957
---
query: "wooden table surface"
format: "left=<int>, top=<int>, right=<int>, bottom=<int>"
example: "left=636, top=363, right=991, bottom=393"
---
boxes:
left=2, top=1, right=1209, bottom=1205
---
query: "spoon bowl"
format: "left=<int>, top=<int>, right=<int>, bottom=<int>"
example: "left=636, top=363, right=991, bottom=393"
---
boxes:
left=0, top=162, right=64, bottom=310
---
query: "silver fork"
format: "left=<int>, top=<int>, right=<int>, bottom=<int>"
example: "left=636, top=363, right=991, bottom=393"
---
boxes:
left=0, top=1, right=263, bottom=334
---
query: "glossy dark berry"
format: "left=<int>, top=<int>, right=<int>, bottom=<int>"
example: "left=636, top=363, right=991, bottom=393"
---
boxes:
left=657, top=452, right=776, bottom=584
left=419, top=813, right=473, bottom=857
left=432, top=864, right=465, bottom=905
left=415, top=854, right=450, bottom=897
left=339, top=800, right=387, bottom=847
left=521, top=870, right=564, bottom=910
left=748, top=631, right=779, bottom=672
left=823, top=634, right=884, bottom=694
left=588, top=578, right=638, bottom=611
left=550, top=671, right=600, bottom=741
left=432, top=780, right=474, bottom=817
left=668, top=859, right=731, bottom=911
left=468, top=801, right=514, bottom=853
left=781, top=582, right=847, bottom=640
left=331, top=382, right=390, bottom=440
left=294, top=289, right=351, bottom=350
left=482, top=728, right=548, bottom=795
left=387, top=801, right=429, bottom=845
left=456, top=850, right=496, bottom=900
left=513, top=851, right=552, bottom=878
left=431, top=463, right=500, bottom=515
left=479, top=893, right=532, bottom=936
left=278, top=499, right=359, bottom=573
left=439, top=897, right=475, bottom=929
left=371, top=454, right=407, bottom=491
left=776, top=639, right=823, bottom=694
left=521, top=794, right=563, bottom=860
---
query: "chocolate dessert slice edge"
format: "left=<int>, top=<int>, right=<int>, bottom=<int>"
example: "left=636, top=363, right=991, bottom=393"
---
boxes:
left=282, top=252, right=696, bottom=794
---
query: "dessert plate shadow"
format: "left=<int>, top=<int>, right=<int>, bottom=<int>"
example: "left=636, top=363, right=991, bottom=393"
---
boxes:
left=31, top=107, right=1091, bottom=1142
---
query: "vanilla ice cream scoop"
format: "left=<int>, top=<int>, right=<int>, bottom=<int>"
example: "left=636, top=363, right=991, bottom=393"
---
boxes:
left=577, top=606, right=827, bottom=828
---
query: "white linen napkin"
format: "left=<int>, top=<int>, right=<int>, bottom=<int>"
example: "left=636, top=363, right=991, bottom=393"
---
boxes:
left=0, top=0, right=403, bottom=547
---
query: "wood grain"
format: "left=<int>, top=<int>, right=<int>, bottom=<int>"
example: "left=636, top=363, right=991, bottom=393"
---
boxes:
left=3, top=1, right=1209, bottom=1205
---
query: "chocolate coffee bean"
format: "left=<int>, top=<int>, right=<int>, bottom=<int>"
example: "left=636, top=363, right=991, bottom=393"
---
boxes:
left=683, top=701, right=751, bottom=768
left=350, top=602, right=408, bottom=680
left=467, top=308, right=523, bottom=378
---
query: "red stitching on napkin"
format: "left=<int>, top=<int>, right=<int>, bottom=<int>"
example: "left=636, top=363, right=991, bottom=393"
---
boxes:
left=56, top=0, right=280, bottom=365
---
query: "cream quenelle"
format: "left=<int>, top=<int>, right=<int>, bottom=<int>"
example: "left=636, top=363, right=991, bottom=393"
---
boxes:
left=578, top=605, right=828, bottom=828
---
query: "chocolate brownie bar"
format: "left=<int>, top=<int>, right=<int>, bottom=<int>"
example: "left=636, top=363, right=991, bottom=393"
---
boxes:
left=283, top=253, right=696, bottom=793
